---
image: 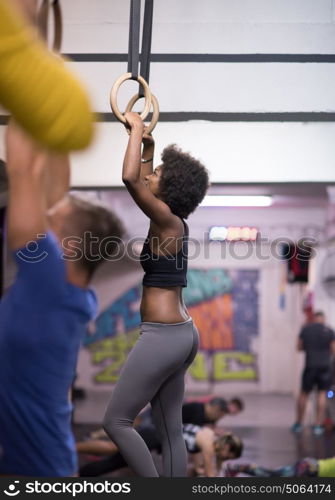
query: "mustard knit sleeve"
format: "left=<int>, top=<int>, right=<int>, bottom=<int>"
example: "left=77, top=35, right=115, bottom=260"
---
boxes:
left=318, top=458, right=335, bottom=477
left=0, top=0, right=94, bottom=152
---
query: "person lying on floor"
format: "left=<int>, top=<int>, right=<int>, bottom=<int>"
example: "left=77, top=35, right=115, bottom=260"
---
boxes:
left=81, top=395, right=244, bottom=444
left=78, top=425, right=243, bottom=477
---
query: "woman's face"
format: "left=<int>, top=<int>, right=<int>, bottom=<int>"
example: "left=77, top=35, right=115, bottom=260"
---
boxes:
left=144, top=165, right=163, bottom=197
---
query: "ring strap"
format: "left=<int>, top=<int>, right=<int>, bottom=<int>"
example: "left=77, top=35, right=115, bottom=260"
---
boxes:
left=37, top=0, right=62, bottom=53
left=127, top=0, right=141, bottom=80
left=139, top=0, right=154, bottom=97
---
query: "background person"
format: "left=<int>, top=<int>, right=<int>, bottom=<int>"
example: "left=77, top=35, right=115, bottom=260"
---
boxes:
left=77, top=396, right=244, bottom=457
left=292, top=311, right=335, bottom=436
left=182, top=397, right=244, bottom=426
left=79, top=427, right=243, bottom=478
left=0, top=123, right=123, bottom=476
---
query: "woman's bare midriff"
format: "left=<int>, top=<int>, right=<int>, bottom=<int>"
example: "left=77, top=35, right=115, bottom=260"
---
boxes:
left=141, top=286, right=190, bottom=323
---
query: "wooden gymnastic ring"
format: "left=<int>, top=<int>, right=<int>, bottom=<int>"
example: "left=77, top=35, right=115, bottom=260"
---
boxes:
left=125, top=93, right=159, bottom=134
left=37, top=0, right=63, bottom=53
left=110, top=73, right=152, bottom=124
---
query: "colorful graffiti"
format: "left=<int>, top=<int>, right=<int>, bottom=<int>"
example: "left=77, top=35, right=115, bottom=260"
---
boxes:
left=84, top=269, right=259, bottom=384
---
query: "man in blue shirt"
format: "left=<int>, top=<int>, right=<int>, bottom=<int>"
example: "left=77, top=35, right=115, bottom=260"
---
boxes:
left=0, top=123, right=123, bottom=476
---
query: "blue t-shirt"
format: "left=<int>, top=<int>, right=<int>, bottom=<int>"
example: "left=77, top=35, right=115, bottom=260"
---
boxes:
left=0, top=232, right=97, bottom=476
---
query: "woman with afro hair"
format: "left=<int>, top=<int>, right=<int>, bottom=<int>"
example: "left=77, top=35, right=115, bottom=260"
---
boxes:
left=103, top=112, right=209, bottom=477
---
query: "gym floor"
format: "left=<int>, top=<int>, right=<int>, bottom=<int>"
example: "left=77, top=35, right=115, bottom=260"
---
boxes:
left=73, top=391, right=335, bottom=476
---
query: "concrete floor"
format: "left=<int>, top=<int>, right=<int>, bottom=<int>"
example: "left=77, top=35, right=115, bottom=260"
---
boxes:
left=73, top=391, right=335, bottom=475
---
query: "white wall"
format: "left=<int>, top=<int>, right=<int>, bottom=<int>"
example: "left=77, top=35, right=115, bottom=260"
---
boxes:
left=2, top=0, right=335, bottom=184
left=1, top=121, right=335, bottom=186
left=60, top=0, right=335, bottom=54
left=64, top=0, right=335, bottom=185
left=68, top=62, right=335, bottom=113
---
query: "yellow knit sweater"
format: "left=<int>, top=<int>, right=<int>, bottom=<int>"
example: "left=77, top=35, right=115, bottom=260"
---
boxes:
left=0, top=0, right=94, bottom=152
left=318, top=457, right=335, bottom=477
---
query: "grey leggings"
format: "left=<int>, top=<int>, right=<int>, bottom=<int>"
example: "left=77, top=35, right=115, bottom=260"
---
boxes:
left=102, top=318, right=199, bottom=477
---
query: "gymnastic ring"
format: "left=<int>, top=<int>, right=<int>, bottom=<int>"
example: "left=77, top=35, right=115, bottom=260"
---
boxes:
left=37, top=0, right=63, bottom=53
left=125, top=93, right=159, bottom=134
left=110, top=73, right=152, bottom=125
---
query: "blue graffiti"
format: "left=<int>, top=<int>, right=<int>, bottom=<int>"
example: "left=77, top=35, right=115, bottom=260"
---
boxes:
left=184, top=269, right=233, bottom=306
left=83, top=286, right=141, bottom=345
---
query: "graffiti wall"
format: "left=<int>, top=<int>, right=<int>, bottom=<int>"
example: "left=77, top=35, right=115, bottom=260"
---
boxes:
left=82, top=269, right=259, bottom=386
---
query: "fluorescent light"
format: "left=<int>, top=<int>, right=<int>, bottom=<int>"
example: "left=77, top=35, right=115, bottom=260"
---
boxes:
left=200, top=195, right=273, bottom=207
left=209, top=226, right=258, bottom=241
left=209, top=226, right=229, bottom=241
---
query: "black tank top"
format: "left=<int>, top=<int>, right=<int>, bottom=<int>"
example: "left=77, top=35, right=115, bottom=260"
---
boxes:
left=140, top=220, right=189, bottom=287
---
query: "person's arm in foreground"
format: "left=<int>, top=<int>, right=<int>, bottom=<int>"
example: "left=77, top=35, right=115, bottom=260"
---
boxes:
left=0, top=0, right=94, bottom=152
left=5, top=122, right=48, bottom=250
left=45, top=154, right=70, bottom=209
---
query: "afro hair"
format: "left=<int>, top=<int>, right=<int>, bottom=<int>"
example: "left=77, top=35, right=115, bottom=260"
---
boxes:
left=159, top=145, right=209, bottom=219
